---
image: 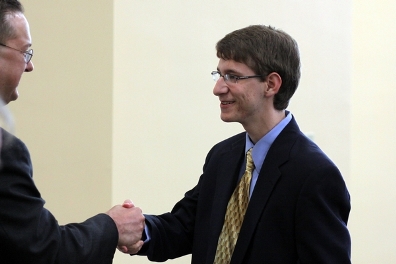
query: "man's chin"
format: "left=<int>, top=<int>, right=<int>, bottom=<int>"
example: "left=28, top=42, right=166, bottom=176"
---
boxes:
left=220, top=115, right=235, bottom=123
left=9, top=90, right=19, bottom=103
left=2, top=95, right=18, bottom=106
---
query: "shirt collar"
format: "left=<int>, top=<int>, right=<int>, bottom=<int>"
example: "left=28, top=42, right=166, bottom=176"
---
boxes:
left=245, top=111, right=292, bottom=173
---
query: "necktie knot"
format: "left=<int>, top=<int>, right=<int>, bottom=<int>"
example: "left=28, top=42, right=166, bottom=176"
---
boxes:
left=245, top=148, right=255, bottom=173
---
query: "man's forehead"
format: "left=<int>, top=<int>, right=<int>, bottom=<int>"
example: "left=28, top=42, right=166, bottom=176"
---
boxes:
left=4, top=12, right=31, bottom=44
left=4, top=10, right=24, bottom=21
left=217, top=59, right=252, bottom=72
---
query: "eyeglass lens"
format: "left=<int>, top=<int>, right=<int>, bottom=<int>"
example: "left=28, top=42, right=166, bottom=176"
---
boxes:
left=211, top=71, right=220, bottom=82
left=24, top=50, right=33, bottom=63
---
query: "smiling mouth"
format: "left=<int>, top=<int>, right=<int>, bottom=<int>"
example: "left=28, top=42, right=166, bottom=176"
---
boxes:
left=221, top=101, right=234, bottom=105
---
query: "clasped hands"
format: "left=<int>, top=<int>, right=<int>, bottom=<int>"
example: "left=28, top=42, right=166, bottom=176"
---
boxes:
left=106, top=199, right=145, bottom=254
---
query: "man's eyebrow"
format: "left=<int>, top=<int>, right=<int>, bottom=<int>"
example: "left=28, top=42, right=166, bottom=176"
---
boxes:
left=224, top=69, right=243, bottom=76
left=217, top=68, right=239, bottom=74
left=23, top=43, right=32, bottom=49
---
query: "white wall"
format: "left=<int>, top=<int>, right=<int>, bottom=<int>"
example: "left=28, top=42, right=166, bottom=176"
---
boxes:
left=113, top=1, right=352, bottom=263
left=349, top=1, right=396, bottom=263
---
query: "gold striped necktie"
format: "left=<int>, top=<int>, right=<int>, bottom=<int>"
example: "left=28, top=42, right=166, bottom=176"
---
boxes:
left=213, top=148, right=255, bottom=264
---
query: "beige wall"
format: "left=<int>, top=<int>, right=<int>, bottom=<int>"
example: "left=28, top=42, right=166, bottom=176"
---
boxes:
left=10, top=1, right=114, bottom=221
left=7, top=0, right=396, bottom=263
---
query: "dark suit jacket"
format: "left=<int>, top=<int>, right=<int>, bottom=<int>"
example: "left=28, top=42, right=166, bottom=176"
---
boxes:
left=140, top=117, right=351, bottom=263
left=0, top=128, right=118, bottom=264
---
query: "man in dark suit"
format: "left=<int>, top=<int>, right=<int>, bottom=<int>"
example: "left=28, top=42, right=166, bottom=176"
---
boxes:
left=131, top=25, right=351, bottom=263
left=0, top=0, right=145, bottom=263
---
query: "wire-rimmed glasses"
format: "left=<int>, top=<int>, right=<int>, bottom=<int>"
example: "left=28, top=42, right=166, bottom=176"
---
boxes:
left=211, top=71, right=262, bottom=84
left=0, top=43, right=33, bottom=64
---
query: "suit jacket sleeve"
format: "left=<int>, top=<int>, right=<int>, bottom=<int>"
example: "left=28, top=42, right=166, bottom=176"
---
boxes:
left=137, top=146, right=215, bottom=262
left=138, top=178, right=200, bottom=261
left=295, top=162, right=351, bottom=263
left=0, top=129, right=118, bottom=264
left=137, top=139, right=235, bottom=262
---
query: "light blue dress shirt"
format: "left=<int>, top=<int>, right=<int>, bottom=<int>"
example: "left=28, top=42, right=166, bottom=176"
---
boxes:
left=244, top=111, right=292, bottom=197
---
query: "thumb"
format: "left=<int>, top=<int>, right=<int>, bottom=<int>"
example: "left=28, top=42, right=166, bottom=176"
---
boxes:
left=122, top=199, right=134, bottom=208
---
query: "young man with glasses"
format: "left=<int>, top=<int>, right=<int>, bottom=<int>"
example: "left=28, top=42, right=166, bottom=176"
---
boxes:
left=132, top=25, right=351, bottom=263
left=0, top=1, right=145, bottom=263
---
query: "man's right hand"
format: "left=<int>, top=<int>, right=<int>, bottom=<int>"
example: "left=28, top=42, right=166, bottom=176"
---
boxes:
left=106, top=200, right=145, bottom=254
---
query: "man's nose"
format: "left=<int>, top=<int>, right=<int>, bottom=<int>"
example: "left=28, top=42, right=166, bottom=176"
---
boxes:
left=213, top=77, right=228, bottom=96
left=25, top=60, right=34, bottom=72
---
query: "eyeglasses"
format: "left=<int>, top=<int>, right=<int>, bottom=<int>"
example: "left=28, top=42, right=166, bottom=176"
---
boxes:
left=211, top=71, right=263, bottom=84
left=0, top=43, right=33, bottom=64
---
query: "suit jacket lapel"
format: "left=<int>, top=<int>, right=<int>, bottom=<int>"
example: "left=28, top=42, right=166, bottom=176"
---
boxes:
left=206, top=135, right=245, bottom=262
left=231, top=117, right=301, bottom=263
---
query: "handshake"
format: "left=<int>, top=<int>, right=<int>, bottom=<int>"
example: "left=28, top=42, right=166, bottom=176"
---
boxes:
left=106, top=199, right=146, bottom=254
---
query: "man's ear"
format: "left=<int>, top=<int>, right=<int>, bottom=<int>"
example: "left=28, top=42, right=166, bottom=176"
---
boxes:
left=265, top=72, right=282, bottom=96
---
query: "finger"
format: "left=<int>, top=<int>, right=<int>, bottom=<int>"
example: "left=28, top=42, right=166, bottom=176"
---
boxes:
left=117, top=245, right=128, bottom=253
left=122, top=199, right=135, bottom=208
left=127, top=240, right=144, bottom=254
